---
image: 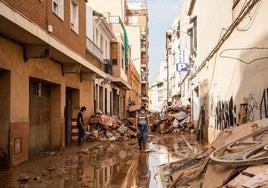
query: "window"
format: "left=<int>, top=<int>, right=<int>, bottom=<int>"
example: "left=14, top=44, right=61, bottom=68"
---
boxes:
left=111, top=42, right=118, bottom=64
left=112, top=59, right=117, bottom=65
left=100, top=34, right=103, bottom=51
left=122, top=45, right=125, bottom=69
left=95, top=29, right=99, bottom=45
left=70, top=0, right=79, bottom=33
left=52, top=0, right=64, bottom=20
left=188, top=16, right=197, bottom=52
left=128, top=16, right=138, bottom=25
left=105, top=40, right=107, bottom=57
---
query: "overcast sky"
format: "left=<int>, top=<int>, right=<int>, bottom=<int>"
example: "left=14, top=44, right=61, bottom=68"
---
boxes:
left=147, top=0, right=183, bottom=85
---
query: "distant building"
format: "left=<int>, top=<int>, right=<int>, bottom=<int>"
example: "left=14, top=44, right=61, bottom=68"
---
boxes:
left=149, top=61, right=168, bottom=111
left=87, top=0, right=132, bottom=118
left=127, top=1, right=149, bottom=107
left=87, top=0, right=149, bottom=109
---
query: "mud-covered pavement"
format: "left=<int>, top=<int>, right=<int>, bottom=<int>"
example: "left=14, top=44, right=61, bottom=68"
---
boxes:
left=0, top=132, right=205, bottom=188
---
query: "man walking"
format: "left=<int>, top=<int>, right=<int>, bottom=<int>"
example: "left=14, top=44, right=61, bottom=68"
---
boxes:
left=77, top=106, right=86, bottom=146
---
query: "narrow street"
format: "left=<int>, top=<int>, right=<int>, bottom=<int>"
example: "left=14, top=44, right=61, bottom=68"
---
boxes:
left=1, top=0, right=268, bottom=187
left=0, top=132, right=205, bottom=188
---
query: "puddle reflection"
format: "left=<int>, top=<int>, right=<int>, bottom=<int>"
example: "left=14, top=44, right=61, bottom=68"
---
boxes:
left=0, top=134, right=204, bottom=188
left=135, top=152, right=150, bottom=188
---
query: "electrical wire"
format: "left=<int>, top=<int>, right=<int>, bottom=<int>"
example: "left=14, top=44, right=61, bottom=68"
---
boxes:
left=236, top=0, right=261, bottom=31
left=219, top=47, right=268, bottom=64
left=198, top=0, right=262, bottom=99
left=190, top=0, right=261, bottom=80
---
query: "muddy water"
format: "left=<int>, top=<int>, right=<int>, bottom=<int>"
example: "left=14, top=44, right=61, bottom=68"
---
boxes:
left=0, top=133, right=203, bottom=188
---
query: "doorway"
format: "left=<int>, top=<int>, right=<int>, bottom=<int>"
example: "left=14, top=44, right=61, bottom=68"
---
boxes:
left=0, top=69, right=10, bottom=169
left=29, top=79, right=51, bottom=156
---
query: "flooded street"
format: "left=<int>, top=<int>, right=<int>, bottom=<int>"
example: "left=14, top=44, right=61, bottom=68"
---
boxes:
left=0, top=132, right=205, bottom=188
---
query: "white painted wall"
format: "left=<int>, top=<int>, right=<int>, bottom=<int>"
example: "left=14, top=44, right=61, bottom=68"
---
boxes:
left=126, top=26, right=141, bottom=75
left=194, top=0, right=268, bottom=142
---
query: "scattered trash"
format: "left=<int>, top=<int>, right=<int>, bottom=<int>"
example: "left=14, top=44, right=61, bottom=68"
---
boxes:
left=18, top=174, right=30, bottom=182
left=34, top=176, right=40, bottom=181
left=46, top=166, right=56, bottom=173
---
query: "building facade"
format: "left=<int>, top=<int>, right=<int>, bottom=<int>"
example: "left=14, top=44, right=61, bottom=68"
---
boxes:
left=0, top=0, right=133, bottom=169
left=87, top=0, right=148, bottom=109
left=127, top=1, right=149, bottom=107
left=148, top=61, right=168, bottom=112
left=169, top=0, right=268, bottom=143
left=87, top=0, right=134, bottom=118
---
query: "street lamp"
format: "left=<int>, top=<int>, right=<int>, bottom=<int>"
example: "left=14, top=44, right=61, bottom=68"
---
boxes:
left=168, top=28, right=191, bottom=36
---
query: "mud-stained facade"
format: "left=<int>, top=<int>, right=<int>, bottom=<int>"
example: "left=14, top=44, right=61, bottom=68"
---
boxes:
left=0, top=35, right=95, bottom=167
left=0, top=0, right=134, bottom=169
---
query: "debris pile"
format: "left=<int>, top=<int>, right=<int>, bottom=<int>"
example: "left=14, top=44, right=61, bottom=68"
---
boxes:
left=151, top=105, right=194, bottom=135
left=87, top=113, right=138, bottom=142
left=86, top=104, right=195, bottom=144
left=158, top=118, right=268, bottom=188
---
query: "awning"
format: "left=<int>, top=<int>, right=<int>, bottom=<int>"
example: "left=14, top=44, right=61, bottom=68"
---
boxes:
left=112, top=77, right=132, bottom=90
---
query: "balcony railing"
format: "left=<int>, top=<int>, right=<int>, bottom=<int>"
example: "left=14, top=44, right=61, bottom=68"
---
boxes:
left=142, top=93, right=148, bottom=100
left=103, top=59, right=113, bottom=76
left=141, top=73, right=147, bottom=82
left=110, top=16, right=120, bottom=24
left=141, top=45, right=146, bottom=51
left=86, top=37, right=103, bottom=61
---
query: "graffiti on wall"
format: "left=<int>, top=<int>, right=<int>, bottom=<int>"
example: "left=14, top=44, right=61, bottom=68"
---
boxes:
left=243, top=93, right=258, bottom=122
left=260, top=88, right=268, bottom=119
left=215, top=97, right=237, bottom=130
left=213, top=88, right=268, bottom=130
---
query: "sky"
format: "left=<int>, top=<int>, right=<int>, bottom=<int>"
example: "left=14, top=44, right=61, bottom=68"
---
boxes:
left=146, top=0, right=183, bottom=85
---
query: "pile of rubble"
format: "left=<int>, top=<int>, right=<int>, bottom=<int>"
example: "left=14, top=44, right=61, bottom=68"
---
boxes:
left=87, top=114, right=138, bottom=142
left=86, top=104, right=195, bottom=143
left=151, top=105, right=194, bottom=135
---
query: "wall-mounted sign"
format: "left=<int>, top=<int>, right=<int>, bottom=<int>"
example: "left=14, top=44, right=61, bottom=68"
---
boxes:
left=176, top=63, right=188, bottom=71
left=176, top=49, right=189, bottom=72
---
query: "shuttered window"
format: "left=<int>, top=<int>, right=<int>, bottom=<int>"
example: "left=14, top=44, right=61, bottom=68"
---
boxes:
left=111, top=42, right=118, bottom=65
left=52, top=0, right=64, bottom=20
left=70, top=0, right=79, bottom=33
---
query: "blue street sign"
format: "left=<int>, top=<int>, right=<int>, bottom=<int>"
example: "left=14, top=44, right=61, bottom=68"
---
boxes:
left=176, top=63, right=188, bottom=71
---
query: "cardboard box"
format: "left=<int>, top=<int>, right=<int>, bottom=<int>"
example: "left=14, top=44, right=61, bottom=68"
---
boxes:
left=129, top=104, right=141, bottom=112
left=89, top=118, right=99, bottom=124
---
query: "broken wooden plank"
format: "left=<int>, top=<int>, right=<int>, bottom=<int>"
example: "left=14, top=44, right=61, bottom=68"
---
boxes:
left=181, top=135, right=193, bottom=151
left=202, top=162, right=239, bottom=188
left=227, top=164, right=268, bottom=187
left=242, top=168, right=268, bottom=188
left=170, top=156, right=210, bottom=187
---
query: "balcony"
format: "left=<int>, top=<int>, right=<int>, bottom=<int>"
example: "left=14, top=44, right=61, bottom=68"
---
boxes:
left=141, top=73, right=148, bottom=84
left=141, top=27, right=147, bottom=35
left=141, top=45, right=146, bottom=51
left=142, top=93, right=148, bottom=101
left=141, top=64, right=147, bottom=69
left=103, top=59, right=113, bottom=76
left=110, top=16, right=121, bottom=24
left=86, top=37, right=103, bottom=61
